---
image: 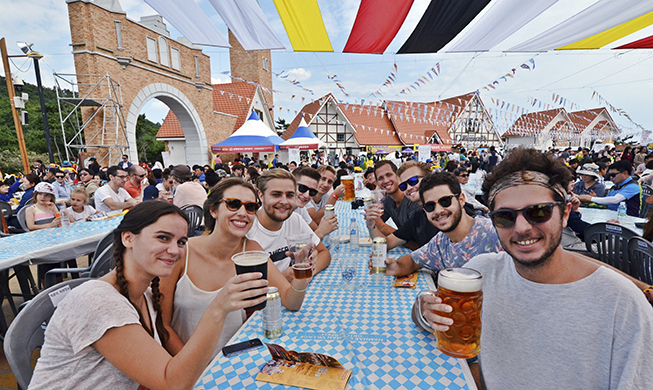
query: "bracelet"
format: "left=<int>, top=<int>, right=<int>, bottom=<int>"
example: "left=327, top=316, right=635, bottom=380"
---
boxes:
left=290, top=284, right=307, bottom=293
left=331, top=193, right=339, bottom=200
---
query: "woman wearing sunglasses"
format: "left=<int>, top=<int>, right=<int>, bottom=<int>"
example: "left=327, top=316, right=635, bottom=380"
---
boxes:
left=160, top=178, right=309, bottom=359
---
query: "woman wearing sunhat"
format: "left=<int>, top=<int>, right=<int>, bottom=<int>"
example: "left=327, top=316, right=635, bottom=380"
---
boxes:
left=573, top=163, right=607, bottom=197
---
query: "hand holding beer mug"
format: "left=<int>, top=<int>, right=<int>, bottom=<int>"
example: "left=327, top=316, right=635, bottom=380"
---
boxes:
left=364, top=189, right=385, bottom=230
left=416, top=268, right=482, bottom=358
left=286, top=235, right=315, bottom=280
left=341, top=175, right=356, bottom=202
left=232, top=251, right=269, bottom=310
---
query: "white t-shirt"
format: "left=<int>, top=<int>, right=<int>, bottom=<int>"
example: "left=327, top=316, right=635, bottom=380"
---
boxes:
left=246, top=213, right=319, bottom=273
left=29, top=280, right=160, bottom=390
left=308, top=189, right=332, bottom=211
left=94, top=185, right=133, bottom=214
left=293, top=206, right=313, bottom=226
left=65, top=205, right=96, bottom=222
left=156, top=183, right=176, bottom=196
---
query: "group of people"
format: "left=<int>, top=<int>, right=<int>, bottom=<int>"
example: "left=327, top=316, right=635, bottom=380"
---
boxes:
left=22, top=145, right=653, bottom=389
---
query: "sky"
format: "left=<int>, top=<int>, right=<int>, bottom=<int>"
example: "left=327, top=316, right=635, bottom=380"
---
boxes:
left=2, top=0, right=653, bottom=142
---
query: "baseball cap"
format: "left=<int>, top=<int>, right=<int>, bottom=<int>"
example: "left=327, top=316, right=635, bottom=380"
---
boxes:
left=34, top=182, right=55, bottom=195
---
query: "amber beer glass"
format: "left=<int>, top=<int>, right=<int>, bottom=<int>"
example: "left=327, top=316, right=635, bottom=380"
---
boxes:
left=435, top=268, right=482, bottom=358
left=287, top=235, right=313, bottom=279
left=341, top=175, right=355, bottom=202
left=232, top=251, right=269, bottom=310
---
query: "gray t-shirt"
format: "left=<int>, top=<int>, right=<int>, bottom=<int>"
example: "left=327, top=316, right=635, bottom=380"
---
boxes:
left=29, top=280, right=159, bottom=390
left=381, top=194, right=421, bottom=228
left=466, top=252, right=653, bottom=389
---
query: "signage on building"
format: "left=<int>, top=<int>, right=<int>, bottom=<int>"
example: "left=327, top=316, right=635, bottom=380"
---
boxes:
left=455, top=134, right=488, bottom=143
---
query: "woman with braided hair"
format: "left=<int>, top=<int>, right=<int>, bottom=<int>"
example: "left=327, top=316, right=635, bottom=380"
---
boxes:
left=29, top=201, right=268, bottom=389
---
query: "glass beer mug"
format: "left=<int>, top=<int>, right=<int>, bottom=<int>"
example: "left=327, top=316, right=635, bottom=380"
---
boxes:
left=417, top=267, right=483, bottom=359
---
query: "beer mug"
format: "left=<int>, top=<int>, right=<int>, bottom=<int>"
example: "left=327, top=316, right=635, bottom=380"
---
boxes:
left=232, top=251, right=269, bottom=310
left=341, top=175, right=355, bottom=202
left=416, top=267, right=483, bottom=359
left=286, top=235, right=314, bottom=280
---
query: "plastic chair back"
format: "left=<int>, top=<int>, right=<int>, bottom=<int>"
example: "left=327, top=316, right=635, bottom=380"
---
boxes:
left=584, top=222, right=639, bottom=274
left=627, top=236, right=653, bottom=285
left=181, top=205, right=203, bottom=237
left=4, top=278, right=90, bottom=389
left=16, top=207, right=28, bottom=231
left=640, top=184, right=653, bottom=218
left=88, top=242, right=115, bottom=278
left=0, top=201, right=13, bottom=219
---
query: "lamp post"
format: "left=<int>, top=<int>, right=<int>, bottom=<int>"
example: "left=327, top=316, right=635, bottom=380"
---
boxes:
left=17, top=42, right=55, bottom=164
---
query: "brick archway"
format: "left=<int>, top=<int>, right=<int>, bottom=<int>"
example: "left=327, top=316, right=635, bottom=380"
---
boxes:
left=127, top=84, right=208, bottom=166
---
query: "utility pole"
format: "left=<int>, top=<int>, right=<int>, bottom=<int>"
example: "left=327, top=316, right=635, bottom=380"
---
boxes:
left=30, top=52, right=54, bottom=163
left=0, top=37, right=31, bottom=174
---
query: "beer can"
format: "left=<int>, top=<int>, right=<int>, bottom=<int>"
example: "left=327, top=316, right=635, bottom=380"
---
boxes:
left=363, top=197, right=372, bottom=209
left=262, top=287, right=283, bottom=339
left=371, top=237, right=387, bottom=274
left=324, top=204, right=335, bottom=218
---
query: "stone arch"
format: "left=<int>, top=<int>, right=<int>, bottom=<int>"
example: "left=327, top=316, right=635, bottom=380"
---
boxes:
left=126, top=83, right=208, bottom=166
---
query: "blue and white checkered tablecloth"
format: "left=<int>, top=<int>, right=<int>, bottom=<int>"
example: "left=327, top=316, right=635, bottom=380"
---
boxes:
left=0, top=217, right=121, bottom=271
left=195, top=202, right=476, bottom=390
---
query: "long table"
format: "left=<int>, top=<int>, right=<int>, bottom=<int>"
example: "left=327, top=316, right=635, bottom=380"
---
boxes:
left=0, top=217, right=122, bottom=272
left=195, top=202, right=476, bottom=390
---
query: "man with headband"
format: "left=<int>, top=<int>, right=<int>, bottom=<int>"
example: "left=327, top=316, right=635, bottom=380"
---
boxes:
left=413, top=148, right=653, bottom=389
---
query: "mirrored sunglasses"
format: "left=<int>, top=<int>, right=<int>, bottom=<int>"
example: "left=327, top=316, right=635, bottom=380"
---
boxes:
left=297, top=183, right=318, bottom=197
left=422, top=194, right=460, bottom=212
left=488, top=202, right=563, bottom=229
left=398, top=175, right=424, bottom=192
left=219, top=198, right=259, bottom=214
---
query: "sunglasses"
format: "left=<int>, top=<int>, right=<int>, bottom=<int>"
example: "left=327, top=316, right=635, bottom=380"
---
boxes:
left=55, top=176, right=64, bottom=179
left=489, top=202, right=563, bottom=229
left=219, top=198, right=259, bottom=214
left=297, top=184, right=318, bottom=197
left=422, top=194, right=460, bottom=212
left=136, top=174, right=146, bottom=178
left=79, top=172, right=88, bottom=177
left=457, top=173, right=469, bottom=178
left=399, top=175, right=424, bottom=192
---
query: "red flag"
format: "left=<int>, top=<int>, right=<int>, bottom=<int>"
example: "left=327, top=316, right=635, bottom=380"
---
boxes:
left=344, top=0, right=414, bottom=54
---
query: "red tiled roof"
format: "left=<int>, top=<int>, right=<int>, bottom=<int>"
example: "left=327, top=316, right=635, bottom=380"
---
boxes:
left=156, top=110, right=184, bottom=138
left=336, top=101, right=401, bottom=145
left=568, top=108, right=604, bottom=130
left=504, top=108, right=569, bottom=137
left=156, top=82, right=262, bottom=139
left=282, top=95, right=329, bottom=139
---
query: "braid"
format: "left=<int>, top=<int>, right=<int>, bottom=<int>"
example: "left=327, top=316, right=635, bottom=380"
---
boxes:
left=150, top=277, right=170, bottom=345
left=114, top=252, right=154, bottom=338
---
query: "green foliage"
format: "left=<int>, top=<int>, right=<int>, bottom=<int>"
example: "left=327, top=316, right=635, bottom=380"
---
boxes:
left=135, top=113, right=165, bottom=162
left=614, top=134, right=638, bottom=146
left=0, top=149, right=49, bottom=175
left=275, top=118, right=289, bottom=136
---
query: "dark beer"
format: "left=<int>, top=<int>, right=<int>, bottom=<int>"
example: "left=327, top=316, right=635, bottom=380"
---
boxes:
left=435, top=268, right=483, bottom=359
left=292, top=263, right=312, bottom=279
left=232, top=251, right=269, bottom=310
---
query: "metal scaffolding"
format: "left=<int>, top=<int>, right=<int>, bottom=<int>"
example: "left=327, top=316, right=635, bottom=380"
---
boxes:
left=54, top=73, right=129, bottom=165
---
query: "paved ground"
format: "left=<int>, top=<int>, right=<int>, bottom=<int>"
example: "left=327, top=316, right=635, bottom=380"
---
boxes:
left=0, top=257, right=90, bottom=390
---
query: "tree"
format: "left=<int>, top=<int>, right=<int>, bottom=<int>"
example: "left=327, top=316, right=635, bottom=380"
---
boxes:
left=275, top=118, right=289, bottom=136
left=135, top=114, right=165, bottom=162
left=613, top=134, right=638, bottom=146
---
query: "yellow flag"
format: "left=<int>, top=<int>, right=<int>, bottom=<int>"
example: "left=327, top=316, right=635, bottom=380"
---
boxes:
left=273, top=0, right=333, bottom=52
left=557, top=10, right=653, bottom=50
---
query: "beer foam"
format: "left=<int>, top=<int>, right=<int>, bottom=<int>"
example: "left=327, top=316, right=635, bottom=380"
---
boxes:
left=438, top=268, right=482, bottom=292
left=232, top=251, right=268, bottom=266
left=341, top=175, right=353, bottom=180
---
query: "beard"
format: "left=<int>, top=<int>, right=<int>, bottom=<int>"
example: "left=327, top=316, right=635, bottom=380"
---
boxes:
left=441, top=204, right=463, bottom=233
left=506, top=227, right=562, bottom=269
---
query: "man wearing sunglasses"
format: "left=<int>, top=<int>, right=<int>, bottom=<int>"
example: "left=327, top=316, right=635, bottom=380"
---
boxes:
left=123, top=165, right=147, bottom=200
left=94, top=166, right=139, bottom=214
left=292, top=167, right=338, bottom=239
left=247, top=169, right=331, bottom=282
left=364, top=161, right=422, bottom=237
left=52, top=169, right=73, bottom=206
left=577, top=160, right=641, bottom=217
left=384, top=172, right=501, bottom=277
left=307, top=165, right=345, bottom=225
left=454, top=168, right=489, bottom=214
left=415, top=149, right=653, bottom=389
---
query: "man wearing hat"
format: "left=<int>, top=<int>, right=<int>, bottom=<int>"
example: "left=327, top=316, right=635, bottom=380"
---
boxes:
left=171, top=165, right=207, bottom=209
left=573, top=163, right=606, bottom=197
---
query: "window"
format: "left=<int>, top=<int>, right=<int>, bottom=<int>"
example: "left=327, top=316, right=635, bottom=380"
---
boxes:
left=159, top=37, right=169, bottom=67
left=337, top=134, right=345, bottom=142
left=253, top=109, right=263, bottom=120
left=115, top=21, right=123, bottom=50
left=146, top=37, right=157, bottom=62
left=170, top=47, right=180, bottom=71
left=262, top=57, right=269, bottom=71
left=194, top=55, right=200, bottom=77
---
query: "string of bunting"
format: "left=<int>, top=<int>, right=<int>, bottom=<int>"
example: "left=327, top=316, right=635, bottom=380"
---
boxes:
left=591, top=90, right=645, bottom=131
left=271, top=70, right=315, bottom=95
left=396, top=62, right=440, bottom=95
left=368, top=62, right=398, bottom=98
left=480, top=58, right=535, bottom=92
left=326, top=73, right=350, bottom=98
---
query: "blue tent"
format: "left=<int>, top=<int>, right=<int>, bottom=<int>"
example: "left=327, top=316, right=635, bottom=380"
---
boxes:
left=211, top=111, right=283, bottom=153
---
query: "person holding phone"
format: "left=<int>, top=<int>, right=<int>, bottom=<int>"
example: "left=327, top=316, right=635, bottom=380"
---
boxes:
left=29, top=201, right=269, bottom=389
left=160, top=178, right=310, bottom=359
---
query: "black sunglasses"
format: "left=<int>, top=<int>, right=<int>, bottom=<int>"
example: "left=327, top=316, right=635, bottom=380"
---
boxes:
left=297, top=183, right=318, bottom=197
left=422, top=194, right=460, bottom=212
left=399, top=175, right=424, bottom=192
left=457, top=173, right=469, bottom=178
left=489, top=202, right=563, bottom=229
left=219, top=198, right=259, bottom=214
left=55, top=175, right=64, bottom=179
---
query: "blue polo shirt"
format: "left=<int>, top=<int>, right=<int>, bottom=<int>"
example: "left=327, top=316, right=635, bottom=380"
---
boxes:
left=606, top=177, right=641, bottom=216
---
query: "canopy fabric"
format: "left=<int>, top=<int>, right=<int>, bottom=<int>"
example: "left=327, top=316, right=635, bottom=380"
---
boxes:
left=211, top=111, right=282, bottom=153
left=557, top=10, right=653, bottom=50
left=208, top=0, right=285, bottom=51
left=279, top=118, right=324, bottom=150
left=508, top=0, right=653, bottom=52
left=143, top=0, right=230, bottom=47
left=343, top=0, right=414, bottom=54
left=397, top=0, right=492, bottom=54
left=616, top=34, right=653, bottom=49
left=446, top=0, right=559, bottom=53
left=272, top=0, right=333, bottom=52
